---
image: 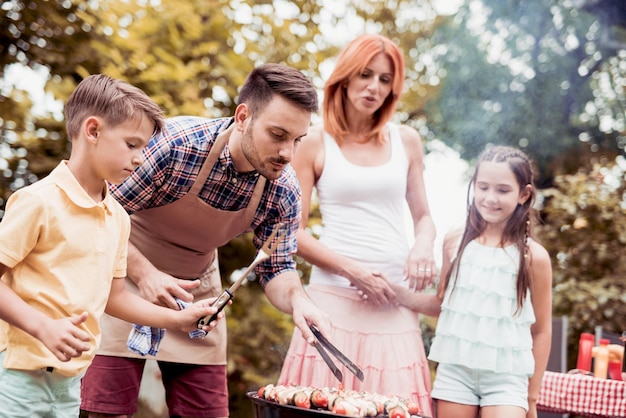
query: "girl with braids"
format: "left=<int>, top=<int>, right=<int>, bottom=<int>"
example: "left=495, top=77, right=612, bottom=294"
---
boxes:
left=425, top=145, right=552, bottom=418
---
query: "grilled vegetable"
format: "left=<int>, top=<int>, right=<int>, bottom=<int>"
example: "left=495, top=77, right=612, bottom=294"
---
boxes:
left=255, top=383, right=425, bottom=417
left=388, top=405, right=409, bottom=418
left=310, top=389, right=329, bottom=409
left=293, top=390, right=312, bottom=409
left=406, top=401, right=421, bottom=415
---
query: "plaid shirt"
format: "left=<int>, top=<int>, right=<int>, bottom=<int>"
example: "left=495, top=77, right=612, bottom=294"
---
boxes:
left=110, top=116, right=301, bottom=286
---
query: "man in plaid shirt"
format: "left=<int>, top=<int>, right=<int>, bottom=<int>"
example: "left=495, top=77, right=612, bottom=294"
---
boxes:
left=81, top=64, right=330, bottom=418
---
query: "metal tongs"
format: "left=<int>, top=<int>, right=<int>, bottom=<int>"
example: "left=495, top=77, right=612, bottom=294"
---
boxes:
left=197, top=223, right=286, bottom=328
left=309, top=324, right=364, bottom=383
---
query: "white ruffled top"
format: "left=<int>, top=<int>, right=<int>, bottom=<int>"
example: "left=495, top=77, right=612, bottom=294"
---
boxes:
left=428, top=240, right=536, bottom=376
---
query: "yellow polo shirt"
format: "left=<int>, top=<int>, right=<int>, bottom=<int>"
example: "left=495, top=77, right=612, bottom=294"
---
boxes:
left=0, top=161, right=129, bottom=377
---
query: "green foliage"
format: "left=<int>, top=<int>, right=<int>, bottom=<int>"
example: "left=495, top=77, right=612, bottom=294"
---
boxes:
left=536, top=156, right=626, bottom=367
left=225, top=282, right=295, bottom=415
left=0, top=0, right=98, bottom=75
left=0, top=0, right=98, bottom=211
left=426, top=0, right=626, bottom=185
left=337, top=0, right=442, bottom=128
left=84, top=0, right=249, bottom=117
left=2, top=1, right=626, bottom=416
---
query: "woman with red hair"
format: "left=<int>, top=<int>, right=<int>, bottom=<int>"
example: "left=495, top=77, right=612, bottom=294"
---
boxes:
left=279, top=34, right=437, bottom=416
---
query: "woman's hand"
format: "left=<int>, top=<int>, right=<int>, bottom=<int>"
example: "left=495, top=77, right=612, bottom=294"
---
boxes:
left=403, top=238, right=436, bottom=291
left=348, top=263, right=397, bottom=307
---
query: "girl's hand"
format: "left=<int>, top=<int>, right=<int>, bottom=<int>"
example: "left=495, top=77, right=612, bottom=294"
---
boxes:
left=389, top=283, right=441, bottom=317
left=348, top=264, right=397, bottom=307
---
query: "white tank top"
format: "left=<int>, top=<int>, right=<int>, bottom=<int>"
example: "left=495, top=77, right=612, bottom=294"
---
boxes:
left=309, top=124, right=411, bottom=288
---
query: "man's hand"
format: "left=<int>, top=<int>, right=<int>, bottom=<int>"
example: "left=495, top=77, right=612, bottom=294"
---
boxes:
left=137, top=270, right=201, bottom=309
left=263, top=272, right=330, bottom=344
left=126, top=241, right=201, bottom=309
left=35, top=312, right=92, bottom=362
left=292, top=297, right=331, bottom=346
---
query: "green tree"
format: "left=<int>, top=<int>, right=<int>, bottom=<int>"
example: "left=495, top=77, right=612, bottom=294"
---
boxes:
left=426, top=0, right=626, bottom=186
left=7, top=0, right=626, bottom=415
left=335, top=0, right=442, bottom=126
left=0, top=0, right=334, bottom=214
left=536, top=157, right=626, bottom=368
left=0, top=0, right=101, bottom=213
left=2, top=2, right=335, bottom=416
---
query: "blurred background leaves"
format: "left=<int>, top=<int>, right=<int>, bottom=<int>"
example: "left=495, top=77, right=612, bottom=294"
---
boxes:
left=1, top=0, right=626, bottom=416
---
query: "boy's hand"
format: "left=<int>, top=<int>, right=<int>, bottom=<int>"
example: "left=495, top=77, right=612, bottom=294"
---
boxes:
left=37, top=312, right=92, bottom=362
left=177, top=297, right=229, bottom=333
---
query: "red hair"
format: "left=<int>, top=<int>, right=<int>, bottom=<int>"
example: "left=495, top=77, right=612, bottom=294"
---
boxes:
left=323, top=34, right=405, bottom=145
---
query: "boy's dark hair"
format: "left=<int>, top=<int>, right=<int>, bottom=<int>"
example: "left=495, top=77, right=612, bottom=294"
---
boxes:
left=64, top=74, right=164, bottom=141
left=238, top=63, right=318, bottom=117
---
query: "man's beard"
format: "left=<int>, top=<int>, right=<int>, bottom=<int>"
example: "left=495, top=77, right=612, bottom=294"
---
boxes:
left=241, top=124, right=286, bottom=181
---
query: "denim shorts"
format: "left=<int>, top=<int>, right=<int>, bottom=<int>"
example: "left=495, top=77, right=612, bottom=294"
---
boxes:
left=431, top=363, right=529, bottom=411
left=0, top=350, right=83, bottom=418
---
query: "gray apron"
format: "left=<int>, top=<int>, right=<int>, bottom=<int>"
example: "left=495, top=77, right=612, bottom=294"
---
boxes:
left=97, top=125, right=266, bottom=364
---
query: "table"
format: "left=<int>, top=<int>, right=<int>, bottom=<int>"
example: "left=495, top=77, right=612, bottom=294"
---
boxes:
left=537, top=371, right=626, bottom=417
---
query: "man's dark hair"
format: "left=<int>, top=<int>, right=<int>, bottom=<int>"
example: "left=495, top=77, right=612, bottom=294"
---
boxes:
left=238, top=63, right=318, bottom=116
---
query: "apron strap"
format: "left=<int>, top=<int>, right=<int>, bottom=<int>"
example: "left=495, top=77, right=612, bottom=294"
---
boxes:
left=190, top=124, right=233, bottom=194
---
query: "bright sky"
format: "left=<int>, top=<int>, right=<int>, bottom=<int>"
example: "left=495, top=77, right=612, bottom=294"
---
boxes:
left=421, top=141, right=470, bottom=267
left=4, top=64, right=63, bottom=118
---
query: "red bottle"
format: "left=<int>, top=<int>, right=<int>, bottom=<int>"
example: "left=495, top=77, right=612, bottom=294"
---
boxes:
left=576, top=332, right=594, bottom=372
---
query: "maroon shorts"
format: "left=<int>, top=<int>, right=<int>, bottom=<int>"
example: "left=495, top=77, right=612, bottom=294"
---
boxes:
left=80, top=355, right=228, bottom=417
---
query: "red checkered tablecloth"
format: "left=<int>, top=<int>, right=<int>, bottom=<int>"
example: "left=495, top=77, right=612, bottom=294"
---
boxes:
left=538, top=371, right=626, bottom=417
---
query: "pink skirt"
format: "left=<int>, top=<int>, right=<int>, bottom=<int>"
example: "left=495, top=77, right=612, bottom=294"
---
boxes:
left=278, top=284, right=433, bottom=417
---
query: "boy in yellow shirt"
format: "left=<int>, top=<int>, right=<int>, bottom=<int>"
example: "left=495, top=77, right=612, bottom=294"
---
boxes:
left=0, top=74, right=221, bottom=417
